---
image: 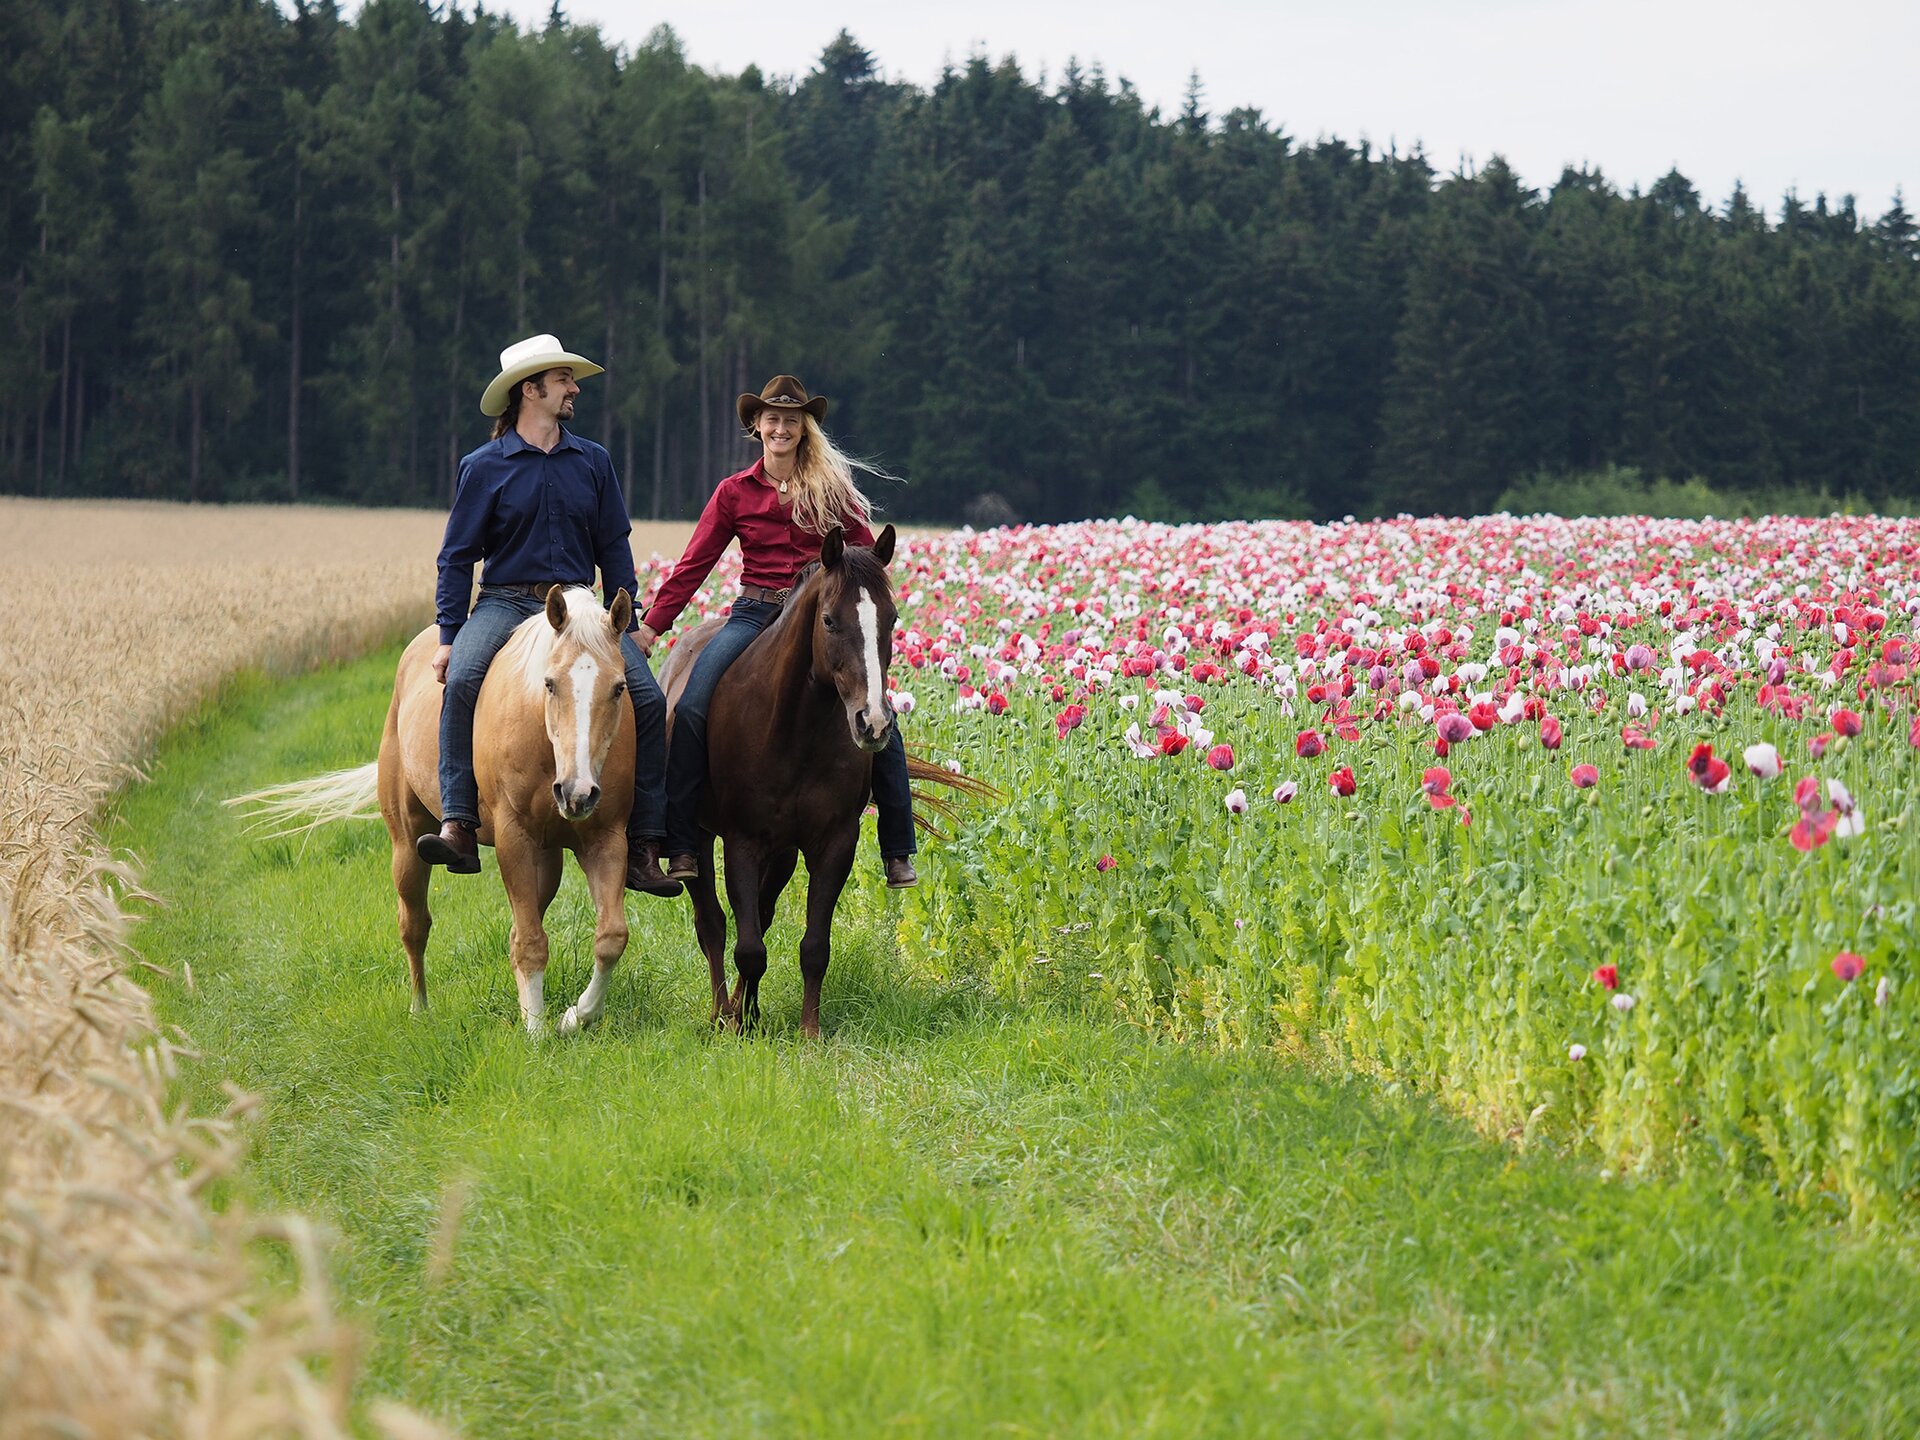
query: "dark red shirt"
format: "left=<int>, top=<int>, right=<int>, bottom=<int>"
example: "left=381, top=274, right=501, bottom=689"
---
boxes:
left=643, top=458, right=876, bottom=633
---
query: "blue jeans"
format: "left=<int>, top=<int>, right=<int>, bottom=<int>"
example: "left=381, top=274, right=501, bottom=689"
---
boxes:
left=665, top=598, right=917, bottom=859
left=439, top=588, right=667, bottom=839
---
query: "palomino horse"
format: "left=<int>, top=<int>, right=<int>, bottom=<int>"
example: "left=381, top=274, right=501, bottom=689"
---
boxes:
left=232, top=586, right=637, bottom=1036
left=659, top=524, right=981, bottom=1036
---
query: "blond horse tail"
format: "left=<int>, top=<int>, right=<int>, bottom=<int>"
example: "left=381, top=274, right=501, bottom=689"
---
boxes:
left=225, top=761, right=380, bottom=837
left=904, top=753, right=998, bottom=842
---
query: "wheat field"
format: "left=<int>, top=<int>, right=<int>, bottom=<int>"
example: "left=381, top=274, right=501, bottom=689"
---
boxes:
left=0, top=497, right=690, bottom=1439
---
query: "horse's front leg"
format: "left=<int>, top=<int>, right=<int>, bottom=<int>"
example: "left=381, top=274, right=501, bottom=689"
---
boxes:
left=721, top=842, right=768, bottom=1029
left=796, top=834, right=857, bottom=1040
left=560, top=830, right=629, bottom=1036
left=496, top=825, right=560, bottom=1037
left=686, top=834, right=731, bottom=1025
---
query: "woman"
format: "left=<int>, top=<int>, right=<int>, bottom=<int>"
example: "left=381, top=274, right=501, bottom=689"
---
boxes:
left=636, top=375, right=917, bottom=887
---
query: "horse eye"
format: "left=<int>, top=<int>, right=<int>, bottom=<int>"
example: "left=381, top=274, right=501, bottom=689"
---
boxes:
left=611, top=682, right=627, bottom=698
left=822, top=614, right=837, bottom=631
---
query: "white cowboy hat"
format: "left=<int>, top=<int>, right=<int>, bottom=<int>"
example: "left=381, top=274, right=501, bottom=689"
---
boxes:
left=480, top=334, right=604, bottom=417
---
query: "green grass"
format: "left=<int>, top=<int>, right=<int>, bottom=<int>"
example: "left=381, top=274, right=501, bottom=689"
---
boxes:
left=111, top=648, right=1920, bottom=1437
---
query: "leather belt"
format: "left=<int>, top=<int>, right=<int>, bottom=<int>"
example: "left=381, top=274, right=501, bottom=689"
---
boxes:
left=739, top=584, right=792, bottom=607
left=485, top=580, right=588, bottom=598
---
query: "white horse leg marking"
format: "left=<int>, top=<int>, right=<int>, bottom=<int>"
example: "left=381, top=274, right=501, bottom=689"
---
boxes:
left=559, top=961, right=612, bottom=1036
left=517, top=968, right=546, bottom=1037
left=856, top=587, right=885, bottom=730
left=567, top=653, right=599, bottom=792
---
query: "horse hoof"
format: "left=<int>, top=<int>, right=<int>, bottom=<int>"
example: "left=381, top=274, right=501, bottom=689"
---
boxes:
left=559, top=1004, right=583, bottom=1035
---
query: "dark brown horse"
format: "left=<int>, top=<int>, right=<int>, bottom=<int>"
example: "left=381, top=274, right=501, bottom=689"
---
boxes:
left=657, top=525, right=976, bottom=1036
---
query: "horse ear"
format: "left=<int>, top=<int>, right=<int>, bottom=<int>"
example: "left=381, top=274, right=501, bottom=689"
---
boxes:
left=545, top=585, right=569, bottom=633
left=609, top=588, right=633, bottom=635
left=871, top=524, right=896, bottom=566
left=821, top=526, right=845, bottom=569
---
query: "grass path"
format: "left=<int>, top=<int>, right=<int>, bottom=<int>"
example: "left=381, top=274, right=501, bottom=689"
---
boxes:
left=112, top=649, right=1919, bottom=1438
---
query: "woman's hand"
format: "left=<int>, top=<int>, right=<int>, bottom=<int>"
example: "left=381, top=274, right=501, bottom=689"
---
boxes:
left=431, top=644, right=452, bottom=684
left=634, top=623, right=660, bottom=656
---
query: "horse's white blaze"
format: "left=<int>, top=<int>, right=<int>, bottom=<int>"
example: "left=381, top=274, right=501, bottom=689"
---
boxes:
left=518, top=968, right=545, bottom=1035
left=567, top=652, right=599, bottom=784
left=856, top=587, right=884, bottom=728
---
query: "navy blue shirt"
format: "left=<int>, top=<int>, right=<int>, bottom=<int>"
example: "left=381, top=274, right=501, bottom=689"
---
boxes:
left=435, top=427, right=639, bottom=644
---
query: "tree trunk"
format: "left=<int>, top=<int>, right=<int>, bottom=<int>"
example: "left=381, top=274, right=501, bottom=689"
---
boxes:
left=653, top=190, right=668, bottom=518
left=73, top=355, right=85, bottom=469
left=288, top=157, right=303, bottom=499
left=189, top=376, right=203, bottom=501
left=387, top=165, right=403, bottom=483
left=514, top=139, right=527, bottom=331
left=696, top=165, right=711, bottom=490
left=56, top=312, right=71, bottom=490
left=446, top=250, right=465, bottom=506
left=623, top=419, right=635, bottom=515
left=650, top=388, right=665, bottom=519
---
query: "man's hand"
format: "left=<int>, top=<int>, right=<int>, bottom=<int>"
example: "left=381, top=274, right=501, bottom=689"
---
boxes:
left=432, top=643, right=452, bottom=684
left=634, top=623, right=660, bottom=656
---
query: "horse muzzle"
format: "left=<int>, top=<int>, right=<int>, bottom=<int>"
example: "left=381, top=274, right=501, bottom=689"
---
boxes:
left=553, top=779, right=602, bottom=819
left=851, top=706, right=892, bottom=754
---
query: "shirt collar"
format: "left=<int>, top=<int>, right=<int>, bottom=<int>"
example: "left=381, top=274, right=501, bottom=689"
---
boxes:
left=498, top=425, right=583, bottom=456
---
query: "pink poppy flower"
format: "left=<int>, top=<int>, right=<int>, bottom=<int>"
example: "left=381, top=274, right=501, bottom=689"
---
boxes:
left=1621, top=725, right=1656, bottom=751
left=1095, top=854, right=1117, bottom=873
left=1328, top=766, right=1356, bottom=797
left=1206, top=743, right=1235, bottom=771
left=1570, top=763, right=1600, bottom=789
left=986, top=691, right=1009, bottom=715
left=1910, top=713, right=1920, bottom=749
left=1742, top=741, right=1782, bottom=779
left=1295, top=729, right=1326, bottom=758
left=1224, top=787, right=1248, bottom=813
left=1053, top=703, right=1087, bottom=738
left=1272, top=781, right=1298, bottom=804
left=1831, top=708, right=1863, bottom=737
left=1540, top=714, right=1563, bottom=750
left=1808, top=732, right=1831, bottom=759
left=1436, top=712, right=1474, bottom=744
left=1625, top=643, right=1657, bottom=671
left=1831, top=951, right=1864, bottom=983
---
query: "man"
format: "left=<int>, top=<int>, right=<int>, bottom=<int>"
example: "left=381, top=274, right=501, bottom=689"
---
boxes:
left=416, top=332, right=679, bottom=897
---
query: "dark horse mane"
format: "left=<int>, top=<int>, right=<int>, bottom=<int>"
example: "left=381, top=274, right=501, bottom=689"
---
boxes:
left=790, top=543, right=891, bottom=603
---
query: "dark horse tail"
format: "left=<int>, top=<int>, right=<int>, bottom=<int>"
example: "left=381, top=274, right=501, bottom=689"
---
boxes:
left=904, top=753, right=997, bottom=840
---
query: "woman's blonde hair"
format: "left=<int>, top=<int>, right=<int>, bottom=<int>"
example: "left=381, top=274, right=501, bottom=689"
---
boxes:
left=768, top=412, right=889, bottom=536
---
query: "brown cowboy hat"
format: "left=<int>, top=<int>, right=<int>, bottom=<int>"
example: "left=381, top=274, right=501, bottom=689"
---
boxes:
left=738, top=374, right=828, bottom=430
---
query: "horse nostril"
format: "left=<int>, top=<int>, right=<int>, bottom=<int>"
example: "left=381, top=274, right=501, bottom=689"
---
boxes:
left=581, top=785, right=601, bottom=812
left=553, top=781, right=567, bottom=808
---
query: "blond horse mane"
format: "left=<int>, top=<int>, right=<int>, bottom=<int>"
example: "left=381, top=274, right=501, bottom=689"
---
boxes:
left=501, top=586, right=622, bottom=695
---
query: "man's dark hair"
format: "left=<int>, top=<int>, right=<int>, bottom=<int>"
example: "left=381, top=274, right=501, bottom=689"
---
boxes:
left=491, top=370, right=553, bottom=441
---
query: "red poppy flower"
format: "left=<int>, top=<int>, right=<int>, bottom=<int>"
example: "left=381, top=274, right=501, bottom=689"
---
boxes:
left=1328, top=766, right=1356, bottom=797
left=1295, top=729, right=1326, bottom=758
left=1468, top=701, right=1498, bottom=731
left=1095, top=854, right=1117, bottom=873
left=986, top=691, right=1009, bottom=715
left=1593, top=964, right=1619, bottom=990
left=1421, top=767, right=1457, bottom=809
left=1830, top=708, right=1863, bottom=737
left=1158, top=731, right=1190, bottom=756
left=1570, top=763, right=1600, bottom=788
left=1540, top=714, right=1563, bottom=750
left=1685, top=742, right=1731, bottom=793
left=1621, top=725, right=1656, bottom=750
left=1206, top=743, right=1235, bottom=771
left=1831, top=951, right=1864, bottom=982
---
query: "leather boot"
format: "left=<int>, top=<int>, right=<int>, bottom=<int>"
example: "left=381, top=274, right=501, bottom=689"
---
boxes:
left=625, top=838, right=684, bottom=897
left=417, top=820, right=481, bottom=874
left=665, top=852, right=701, bottom=882
left=884, top=855, right=918, bottom=889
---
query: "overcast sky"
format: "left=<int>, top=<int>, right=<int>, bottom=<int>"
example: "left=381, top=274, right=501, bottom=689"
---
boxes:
left=483, top=0, right=1915, bottom=220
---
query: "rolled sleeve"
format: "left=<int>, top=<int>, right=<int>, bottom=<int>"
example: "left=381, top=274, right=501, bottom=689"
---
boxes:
left=594, top=454, right=640, bottom=629
left=435, top=460, right=493, bottom=644
left=643, top=485, right=736, bottom=634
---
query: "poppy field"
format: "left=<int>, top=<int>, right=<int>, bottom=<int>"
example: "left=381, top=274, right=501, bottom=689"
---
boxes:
left=803, top=514, right=1920, bottom=1220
